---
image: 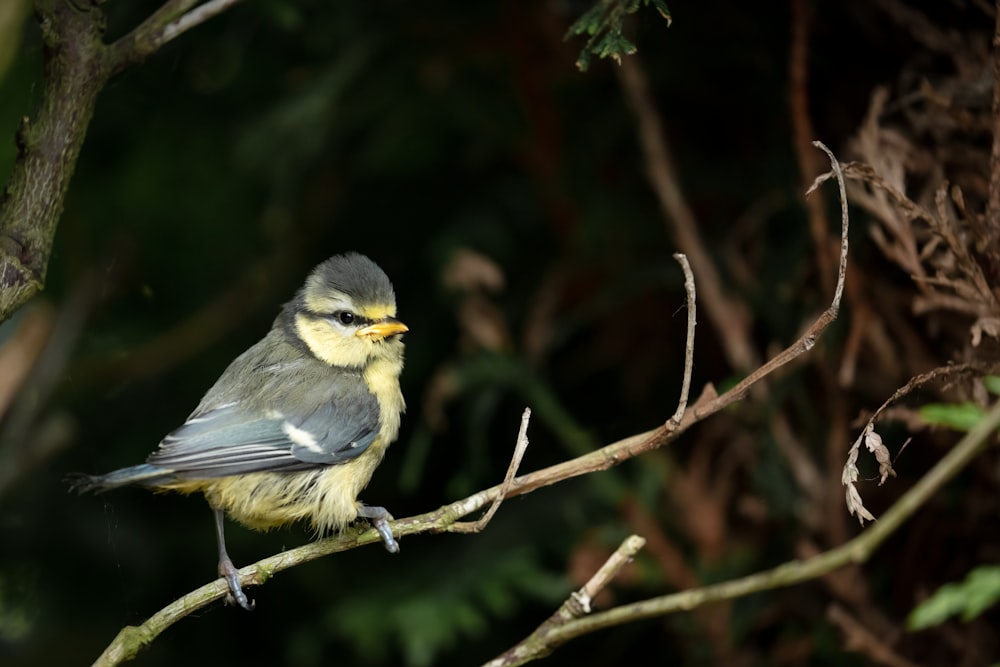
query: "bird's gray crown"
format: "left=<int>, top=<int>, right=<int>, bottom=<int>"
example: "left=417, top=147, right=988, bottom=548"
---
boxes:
left=304, top=253, right=395, bottom=307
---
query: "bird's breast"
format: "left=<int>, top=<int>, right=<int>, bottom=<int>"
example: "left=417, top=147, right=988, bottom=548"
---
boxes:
left=364, top=354, right=406, bottom=444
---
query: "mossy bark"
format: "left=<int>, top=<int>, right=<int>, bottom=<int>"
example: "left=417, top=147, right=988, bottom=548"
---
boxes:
left=0, top=0, right=111, bottom=321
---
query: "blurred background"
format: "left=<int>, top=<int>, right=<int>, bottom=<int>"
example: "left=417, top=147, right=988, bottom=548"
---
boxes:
left=1, top=0, right=999, bottom=665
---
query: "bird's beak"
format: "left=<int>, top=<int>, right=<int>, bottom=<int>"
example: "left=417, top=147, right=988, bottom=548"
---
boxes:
left=356, top=317, right=409, bottom=340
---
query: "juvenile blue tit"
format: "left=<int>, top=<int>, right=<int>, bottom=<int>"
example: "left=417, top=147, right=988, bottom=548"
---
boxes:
left=70, top=253, right=407, bottom=610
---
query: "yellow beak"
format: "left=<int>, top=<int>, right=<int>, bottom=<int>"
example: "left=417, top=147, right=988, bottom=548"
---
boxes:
left=356, top=317, right=409, bottom=340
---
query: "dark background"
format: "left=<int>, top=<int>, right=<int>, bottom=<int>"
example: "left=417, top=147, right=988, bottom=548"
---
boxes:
left=1, top=1, right=998, bottom=665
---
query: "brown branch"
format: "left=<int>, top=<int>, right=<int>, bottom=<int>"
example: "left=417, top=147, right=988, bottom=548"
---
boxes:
left=991, top=3, right=1000, bottom=236
left=827, top=604, right=919, bottom=667
left=448, top=407, right=531, bottom=533
left=0, top=0, right=248, bottom=324
left=841, top=361, right=1000, bottom=523
left=0, top=274, right=97, bottom=498
left=617, top=56, right=758, bottom=372
left=483, top=535, right=646, bottom=667
left=789, top=0, right=834, bottom=293
left=90, top=143, right=855, bottom=664
left=485, top=398, right=1000, bottom=665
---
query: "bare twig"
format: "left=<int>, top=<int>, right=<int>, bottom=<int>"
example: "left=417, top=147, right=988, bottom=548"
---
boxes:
left=483, top=535, right=646, bottom=667
left=110, top=0, right=246, bottom=72
left=990, top=2, right=1000, bottom=240
left=827, top=605, right=920, bottom=667
left=483, top=398, right=1000, bottom=665
left=571, top=535, right=645, bottom=613
left=1, top=0, right=250, bottom=323
left=90, top=143, right=855, bottom=664
left=807, top=141, right=849, bottom=311
left=668, top=253, right=696, bottom=429
left=842, top=361, right=1000, bottom=524
left=0, top=274, right=99, bottom=498
left=159, top=0, right=244, bottom=45
left=617, top=56, right=757, bottom=373
left=789, top=0, right=834, bottom=292
left=449, top=407, right=532, bottom=533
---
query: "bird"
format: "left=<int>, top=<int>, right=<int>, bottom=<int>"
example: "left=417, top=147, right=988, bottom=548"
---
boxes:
left=69, top=252, right=408, bottom=610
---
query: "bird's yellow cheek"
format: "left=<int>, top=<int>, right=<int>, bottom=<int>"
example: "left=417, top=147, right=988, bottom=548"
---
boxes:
left=295, top=314, right=367, bottom=367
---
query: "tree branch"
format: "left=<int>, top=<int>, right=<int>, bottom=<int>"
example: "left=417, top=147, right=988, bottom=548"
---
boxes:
left=485, top=397, right=1000, bottom=665
left=0, top=0, right=111, bottom=321
left=483, top=535, right=647, bottom=667
left=0, top=0, right=248, bottom=324
left=448, top=407, right=532, bottom=534
left=91, top=142, right=854, bottom=664
left=667, top=252, right=696, bottom=429
left=109, top=0, right=246, bottom=72
left=617, top=55, right=758, bottom=372
left=986, top=0, right=1000, bottom=247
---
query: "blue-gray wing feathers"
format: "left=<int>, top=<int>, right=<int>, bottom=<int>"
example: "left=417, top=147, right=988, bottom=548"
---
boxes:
left=148, top=380, right=381, bottom=479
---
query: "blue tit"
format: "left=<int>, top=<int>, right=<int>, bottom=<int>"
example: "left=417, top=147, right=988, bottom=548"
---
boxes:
left=70, top=252, right=407, bottom=610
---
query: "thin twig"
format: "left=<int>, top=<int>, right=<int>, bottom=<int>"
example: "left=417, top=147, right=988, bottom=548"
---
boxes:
left=807, top=141, right=849, bottom=311
left=110, top=0, right=245, bottom=71
left=484, top=398, right=1000, bottom=665
left=990, top=0, right=1000, bottom=242
left=449, top=407, right=532, bottom=533
left=827, top=605, right=920, bottom=667
left=841, top=361, right=1000, bottom=523
left=789, top=0, right=834, bottom=293
left=617, top=56, right=758, bottom=372
left=483, top=535, right=646, bottom=667
left=572, top=535, right=645, bottom=613
left=92, top=144, right=854, bottom=666
left=159, top=0, right=244, bottom=45
left=668, top=253, right=695, bottom=429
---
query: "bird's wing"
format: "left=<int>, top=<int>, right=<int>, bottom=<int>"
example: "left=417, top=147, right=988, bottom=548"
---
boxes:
left=147, top=373, right=381, bottom=478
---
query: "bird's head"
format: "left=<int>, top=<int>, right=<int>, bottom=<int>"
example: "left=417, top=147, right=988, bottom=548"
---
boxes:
left=289, top=253, right=408, bottom=368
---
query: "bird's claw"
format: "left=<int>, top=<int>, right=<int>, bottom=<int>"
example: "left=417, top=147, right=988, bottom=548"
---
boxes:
left=357, top=504, right=399, bottom=553
left=219, top=558, right=255, bottom=611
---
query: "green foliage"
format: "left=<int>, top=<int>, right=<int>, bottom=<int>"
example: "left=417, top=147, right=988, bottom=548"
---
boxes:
left=908, top=357, right=1000, bottom=647
left=0, top=563, right=39, bottom=642
left=920, top=376, right=1000, bottom=431
left=920, top=402, right=986, bottom=432
left=321, top=545, right=568, bottom=667
left=565, top=0, right=671, bottom=71
left=907, top=565, right=1000, bottom=630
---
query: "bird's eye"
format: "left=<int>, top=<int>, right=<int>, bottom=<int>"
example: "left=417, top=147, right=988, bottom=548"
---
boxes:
left=335, top=311, right=355, bottom=325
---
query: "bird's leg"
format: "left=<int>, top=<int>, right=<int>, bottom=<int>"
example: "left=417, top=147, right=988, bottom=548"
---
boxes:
left=357, top=504, right=399, bottom=553
left=213, top=507, right=254, bottom=610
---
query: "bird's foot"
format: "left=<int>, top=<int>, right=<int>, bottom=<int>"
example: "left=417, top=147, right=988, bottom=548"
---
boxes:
left=357, top=504, right=399, bottom=553
left=218, top=556, right=255, bottom=611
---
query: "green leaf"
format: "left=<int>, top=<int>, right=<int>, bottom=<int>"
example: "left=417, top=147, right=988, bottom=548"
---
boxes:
left=984, top=375, right=1000, bottom=396
left=907, top=565, right=1000, bottom=630
left=565, top=0, right=672, bottom=72
left=919, top=402, right=985, bottom=432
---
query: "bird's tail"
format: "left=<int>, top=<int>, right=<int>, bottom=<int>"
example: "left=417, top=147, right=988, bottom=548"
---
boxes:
left=67, top=463, right=176, bottom=494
